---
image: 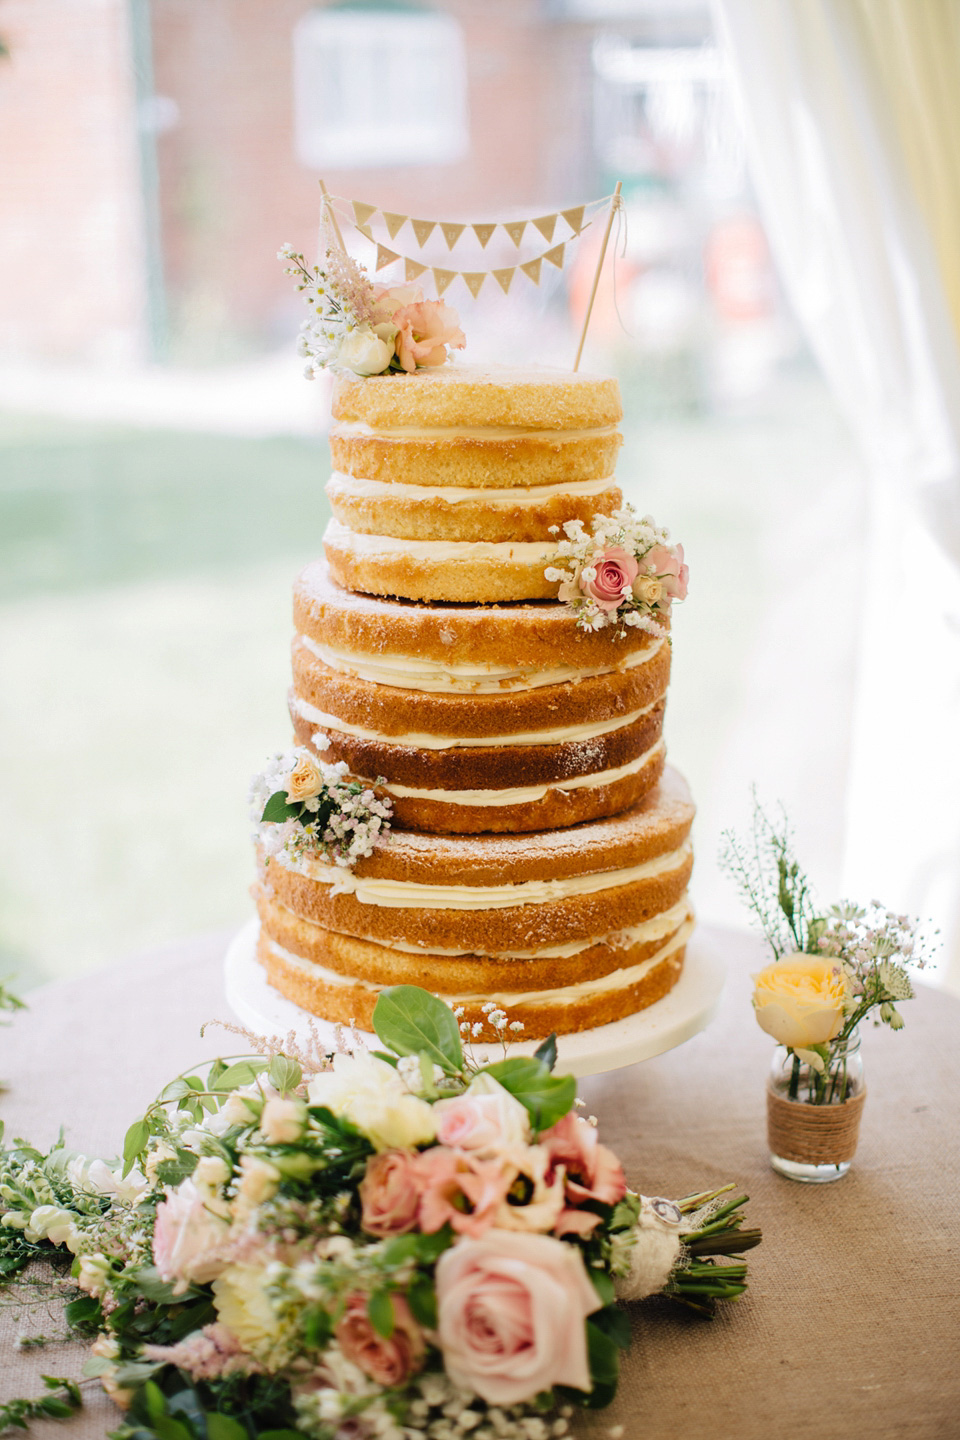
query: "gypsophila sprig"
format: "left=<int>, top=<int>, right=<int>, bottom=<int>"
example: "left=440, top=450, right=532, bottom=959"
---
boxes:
left=544, top=505, right=688, bottom=634
left=250, top=746, right=393, bottom=869
left=0, top=985, right=760, bottom=1437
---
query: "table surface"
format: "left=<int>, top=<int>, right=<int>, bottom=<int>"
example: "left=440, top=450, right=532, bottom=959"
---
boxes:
left=1, top=925, right=957, bottom=1440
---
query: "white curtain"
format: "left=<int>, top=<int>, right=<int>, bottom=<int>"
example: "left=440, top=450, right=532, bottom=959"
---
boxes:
left=715, top=0, right=960, bottom=985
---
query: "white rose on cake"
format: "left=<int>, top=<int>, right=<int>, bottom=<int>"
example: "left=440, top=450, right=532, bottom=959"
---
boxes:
left=336, top=326, right=393, bottom=377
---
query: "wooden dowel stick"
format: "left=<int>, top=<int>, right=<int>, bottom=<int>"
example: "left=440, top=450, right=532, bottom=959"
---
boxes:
left=319, top=179, right=347, bottom=253
left=573, top=180, right=622, bottom=372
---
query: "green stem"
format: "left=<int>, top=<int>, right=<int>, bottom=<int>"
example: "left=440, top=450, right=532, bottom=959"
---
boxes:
left=788, top=1054, right=801, bottom=1100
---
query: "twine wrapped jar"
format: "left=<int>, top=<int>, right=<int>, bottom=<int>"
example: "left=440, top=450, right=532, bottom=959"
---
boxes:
left=767, top=1033, right=865, bottom=1183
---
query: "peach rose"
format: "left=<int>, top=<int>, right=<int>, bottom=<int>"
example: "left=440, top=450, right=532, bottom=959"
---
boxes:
left=642, top=543, right=688, bottom=602
left=359, top=1150, right=421, bottom=1237
left=541, top=1112, right=626, bottom=1236
left=415, top=1147, right=509, bottom=1238
left=435, top=1230, right=600, bottom=1404
left=335, top=1292, right=425, bottom=1388
left=580, top=546, right=639, bottom=612
left=393, top=300, right=466, bottom=372
left=286, top=752, right=324, bottom=803
left=753, top=954, right=846, bottom=1053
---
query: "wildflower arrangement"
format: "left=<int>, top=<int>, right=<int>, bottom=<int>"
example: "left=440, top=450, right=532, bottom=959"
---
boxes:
left=0, top=987, right=760, bottom=1439
left=250, top=748, right=393, bottom=870
left=720, top=798, right=935, bottom=1101
left=278, top=244, right=466, bottom=379
left=544, top=507, right=688, bottom=635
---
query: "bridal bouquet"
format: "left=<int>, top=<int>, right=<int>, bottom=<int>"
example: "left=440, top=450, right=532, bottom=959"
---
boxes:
left=0, top=989, right=759, bottom=1439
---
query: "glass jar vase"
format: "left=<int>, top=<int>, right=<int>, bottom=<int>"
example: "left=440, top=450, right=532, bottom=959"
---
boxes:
left=766, top=1032, right=865, bottom=1183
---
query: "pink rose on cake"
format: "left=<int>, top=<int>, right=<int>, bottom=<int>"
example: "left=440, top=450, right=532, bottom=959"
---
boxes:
left=435, top=1230, right=601, bottom=1404
left=394, top=300, right=466, bottom=371
left=579, top=545, right=639, bottom=613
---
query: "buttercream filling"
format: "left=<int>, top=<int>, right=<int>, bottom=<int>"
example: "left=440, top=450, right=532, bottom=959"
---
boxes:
left=271, top=894, right=692, bottom=960
left=263, top=919, right=692, bottom=1008
left=326, top=472, right=617, bottom=505
left=380, top=741, right=664, bottom=805
left=332, top=421, right=620, bottom=442
left=296, top=632, right=663, bottom=695
left=280, top=838, right=693, bottom=908
left=324, top=518, right=556, bottom=564
left=293, top=694, right=659, bottom=749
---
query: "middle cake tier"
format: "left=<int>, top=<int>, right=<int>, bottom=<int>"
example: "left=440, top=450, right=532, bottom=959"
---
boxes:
left=290, top=560, right=671, bottom=834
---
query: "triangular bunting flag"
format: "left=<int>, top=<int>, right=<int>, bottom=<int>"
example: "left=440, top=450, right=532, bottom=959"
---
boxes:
left=382, top=211, right=408, bottom=240
left=432, top=267, right=457, bottom=295
left=462, top=272, right=486, bottom=298
left=354, top=223, right=374, bottom=242
left=404, top=257, right=428, bottom=282
left=375, top=243, right=400, bottom=271
left=520, top=257, right=543, bottom=285
left=440, top=222, right=466, bottom=249
left=543, top=242, right=565, bottom=269
left=561, top=205, right=586, bottom=235
left=532, top=213, right=558, bottom=242
left=471, top=223, right=496, bottom=248
left=492, top=268, right=515, bottom=293
left=353, top=201, right=378, bottom=229
left=411, top=218, right=436, bottom=247
left=503, top=221, right=526, bottom=247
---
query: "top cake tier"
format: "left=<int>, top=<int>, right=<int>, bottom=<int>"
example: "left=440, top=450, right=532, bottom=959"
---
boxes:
left=324, top=364, right=624, bottom=604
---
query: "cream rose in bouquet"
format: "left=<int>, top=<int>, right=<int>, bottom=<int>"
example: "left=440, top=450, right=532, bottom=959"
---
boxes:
left=0, top=987, right=760, bottom=1440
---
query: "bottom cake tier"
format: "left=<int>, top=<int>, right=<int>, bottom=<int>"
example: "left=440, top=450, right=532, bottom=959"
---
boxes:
left=254, top=768, right=695, bottom=1038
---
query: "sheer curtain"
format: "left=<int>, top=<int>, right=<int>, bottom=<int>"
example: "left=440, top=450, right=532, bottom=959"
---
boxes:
left=715, top=0, right=960, bottom=986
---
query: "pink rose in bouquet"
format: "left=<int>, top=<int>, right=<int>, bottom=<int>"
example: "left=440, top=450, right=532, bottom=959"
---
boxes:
left=393, top=300, right=466, bottom=372
left=153, top=1179, right=231, bottom=1289
left=359, top=1149, right=421, bottom=1237
left=335, top=1291, right=425, bottom=1387
left=432, top=1073, right=530, bottom=1158
left=642, top=543, right=688, bottom=602
left=415, top=1146, right=508, bottom=1238
left=580, top=546, right=639, bottom=612
left=435, top=1230, right=600, bottom=1405
left=541, top=1112, right=627, bottom=1236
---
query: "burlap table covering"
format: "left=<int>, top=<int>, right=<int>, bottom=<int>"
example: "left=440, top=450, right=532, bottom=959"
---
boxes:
left=0, top=926, right=957, bottom=1440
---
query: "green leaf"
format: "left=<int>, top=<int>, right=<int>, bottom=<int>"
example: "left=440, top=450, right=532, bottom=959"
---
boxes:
left=64, top=1295, right=101, bottom=1328
left=259, top=1433, right=306, bottom=1440
left=206, top=1416, right=249, bottom=1440
left=122, top=1118, right=150, bottom=1171
left=267, top=1055, right=303, bottom=1095
left=382, top=1235, right=420, bottom=1265
left=261, top=790, right=301, bottom=823
left=590, top=1303, right=631, bottom=1349
left=589, top=1269, right=615, bottom=1307
left=368, top=1288, right=395, bottom=1339
left=143, top=1383, right=168, bottom=1425
left=533, top=1033, right=558, bottom=1071
left=370, top=1050, right=399, bottom=1068
left=303, top=1306, right=333, bottom=1349
left=210, top=1059, right=268, bottom=1092
left=408, top=1273, right=437, bottom=1329
left=153, top=1416, right=194, bottom=1440
left=481, top=1056, right=576, bottom=1131
left=372, top=986, right=463, bottom=1074
left=128, top=1264, right=201, bottom=1304
left=158, top=1079, right=195, bottom=1105
left=154, top=1151, right=199, bottom=1187
left=206, top=1058, right=227, bottom=1089
left=412, top=1224, right=454, bottom=1262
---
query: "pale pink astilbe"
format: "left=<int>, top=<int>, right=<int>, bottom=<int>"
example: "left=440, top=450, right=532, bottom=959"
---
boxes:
left=144, top=1323, right=262, bottom=1381
left=323, top=245, right=375, bottom=324
left=201, top=1018, right=332, bottom=1077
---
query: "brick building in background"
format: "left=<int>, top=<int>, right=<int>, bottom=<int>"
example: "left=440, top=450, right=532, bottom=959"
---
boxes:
left=0, top=0, right=616, bottom=365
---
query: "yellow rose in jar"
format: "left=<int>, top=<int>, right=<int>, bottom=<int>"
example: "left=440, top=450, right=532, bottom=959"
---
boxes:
left=752, top=954, right=846, bottom=1050
left=285, top=752, right=323, bottom=803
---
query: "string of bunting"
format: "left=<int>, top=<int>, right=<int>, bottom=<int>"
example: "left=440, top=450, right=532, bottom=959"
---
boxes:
left=331, top=195, right=612, bottom=298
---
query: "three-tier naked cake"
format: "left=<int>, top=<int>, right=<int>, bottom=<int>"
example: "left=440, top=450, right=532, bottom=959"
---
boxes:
left=252, top=362, right=695, bottom=1039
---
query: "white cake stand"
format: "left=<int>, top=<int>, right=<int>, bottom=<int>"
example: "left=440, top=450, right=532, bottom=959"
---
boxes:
left=224, top=918, right=724, bottom=1079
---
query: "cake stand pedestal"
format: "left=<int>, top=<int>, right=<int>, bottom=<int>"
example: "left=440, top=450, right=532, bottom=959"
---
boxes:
left=224, top=919, right=724, bottom=1079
